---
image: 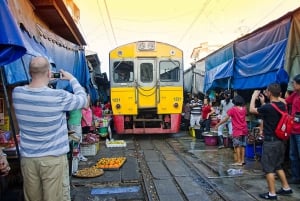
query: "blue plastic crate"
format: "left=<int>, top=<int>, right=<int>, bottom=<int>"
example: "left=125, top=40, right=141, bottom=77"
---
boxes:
left=245, top=144, right=263, bottom=158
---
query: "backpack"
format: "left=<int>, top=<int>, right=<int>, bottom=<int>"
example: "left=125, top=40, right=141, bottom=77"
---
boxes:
left=271, top=103, right=294, bottom=140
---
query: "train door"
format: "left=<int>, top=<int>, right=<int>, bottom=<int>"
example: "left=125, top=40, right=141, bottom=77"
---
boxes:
left=137, top=59, right=157, bottom=108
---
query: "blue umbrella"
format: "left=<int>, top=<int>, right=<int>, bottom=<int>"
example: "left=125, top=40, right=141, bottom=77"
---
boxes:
left=0, top=0, right=26, bottom=65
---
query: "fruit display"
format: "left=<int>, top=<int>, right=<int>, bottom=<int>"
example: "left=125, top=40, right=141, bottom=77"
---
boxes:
left=95, top=157, right=126, bottom=170
left=106, top=140, right=126, bottom=147
left=73, top=166, right=104, bottom=178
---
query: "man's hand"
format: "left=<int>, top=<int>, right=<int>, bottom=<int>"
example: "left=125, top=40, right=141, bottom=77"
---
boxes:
left=0, top=155, right=10, bottom=176
left=60, top=69, right=74, bottom=81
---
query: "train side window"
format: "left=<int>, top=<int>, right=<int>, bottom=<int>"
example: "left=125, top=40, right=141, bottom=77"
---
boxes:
left=140, top=63, right=153, bottom=83
left=159, top=61, right=180, bottom=82
left=113, top=61, right=134, bottom=83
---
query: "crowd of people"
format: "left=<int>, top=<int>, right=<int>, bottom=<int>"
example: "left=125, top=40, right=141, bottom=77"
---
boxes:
left=1, top=56, right=112, bottom=201
left=182, top=73, right=300, bottom=200
left=68, top=97, right=112, bottom=162
left=1, top=56, right=300, bottom=201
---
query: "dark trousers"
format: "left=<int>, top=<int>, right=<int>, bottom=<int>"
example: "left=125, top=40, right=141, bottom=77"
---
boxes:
left=200, top=119, right=211, bottom=133
left=184, top=118, right=190, bottom=131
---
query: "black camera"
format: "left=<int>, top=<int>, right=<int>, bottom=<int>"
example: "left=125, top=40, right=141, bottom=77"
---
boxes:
left=52, top=72, right=61, bottom=79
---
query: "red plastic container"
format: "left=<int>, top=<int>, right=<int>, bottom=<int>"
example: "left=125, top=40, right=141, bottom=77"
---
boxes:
left=204, top=135, right=218, bottom=146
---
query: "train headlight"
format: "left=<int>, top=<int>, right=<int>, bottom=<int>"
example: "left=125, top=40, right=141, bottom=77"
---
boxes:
left=173, top=102, right=179, bottom=108
left=116, top=104, right=121, bottom=109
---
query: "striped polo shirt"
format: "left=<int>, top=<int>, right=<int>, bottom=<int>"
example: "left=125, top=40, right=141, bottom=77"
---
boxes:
left=12, top=78, right=87, bottom=157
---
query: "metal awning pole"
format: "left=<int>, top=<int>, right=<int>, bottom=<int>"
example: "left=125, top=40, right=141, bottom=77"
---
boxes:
left=0, top=66, right=21, bottom=159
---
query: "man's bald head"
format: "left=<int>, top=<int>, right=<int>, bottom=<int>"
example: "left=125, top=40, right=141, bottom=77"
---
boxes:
left=29, top=56, right=50, bottom=78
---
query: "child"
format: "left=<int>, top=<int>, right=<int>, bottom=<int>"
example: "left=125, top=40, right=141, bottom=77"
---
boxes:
left=215, top=95, right=248, bottom=166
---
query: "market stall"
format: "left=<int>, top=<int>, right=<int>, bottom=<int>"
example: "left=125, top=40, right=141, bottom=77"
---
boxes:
left=0, top=0, right=26, bottom=199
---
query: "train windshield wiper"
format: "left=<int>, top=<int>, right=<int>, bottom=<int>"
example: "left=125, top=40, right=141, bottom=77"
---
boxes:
left=168, top=58, right=179, bottom=69
left=114, top=60, right=124, bottom=71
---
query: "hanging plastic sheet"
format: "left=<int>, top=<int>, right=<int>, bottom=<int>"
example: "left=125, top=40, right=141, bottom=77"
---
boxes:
left=0, top=0, right=26, bottom=65
left=233, top=16, right=291, bottom=89
left=204, top=44, right=234, bottom=93
left=3, top=28, right=51, bottom=85
left=284, top=10, right=300, bottom=90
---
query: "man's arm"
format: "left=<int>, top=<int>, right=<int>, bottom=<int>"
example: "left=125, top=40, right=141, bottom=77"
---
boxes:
left=249, top=90, right=260, bottom=115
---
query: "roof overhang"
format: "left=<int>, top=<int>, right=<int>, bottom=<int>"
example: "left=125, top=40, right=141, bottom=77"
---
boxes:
left=29, top=0, right=86, bottom=46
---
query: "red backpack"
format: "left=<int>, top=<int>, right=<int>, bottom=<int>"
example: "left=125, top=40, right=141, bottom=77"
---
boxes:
left=271, top=103, right=294, bottom=140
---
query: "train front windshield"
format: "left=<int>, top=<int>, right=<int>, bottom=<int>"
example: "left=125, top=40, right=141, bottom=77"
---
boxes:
left=112, top=60, right=181, bottom=83
left=159, top=61, right=180, bottom=82
left=113, top=61, right=134, bottom=83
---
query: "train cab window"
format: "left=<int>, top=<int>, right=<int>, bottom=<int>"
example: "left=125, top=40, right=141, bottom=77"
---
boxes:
left=113, top=61, right=134, bottom=83
left=159, top=61, right=180, bottom=82
left=140, top=63, right=153, bottom=83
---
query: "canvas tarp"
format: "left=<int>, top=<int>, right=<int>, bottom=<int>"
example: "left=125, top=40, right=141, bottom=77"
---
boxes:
left=233, top=16, right=291, bottom=90
left=204, top=44, right=234, bottom=93
left=284, top=9, right=300, bottom=89
left=0, top=0, right=26, bottom=65
left=3, top=28, right=51, bottom=84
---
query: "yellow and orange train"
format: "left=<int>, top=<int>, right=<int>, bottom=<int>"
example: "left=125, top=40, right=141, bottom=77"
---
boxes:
left=109, top=41, right=184, bottom=134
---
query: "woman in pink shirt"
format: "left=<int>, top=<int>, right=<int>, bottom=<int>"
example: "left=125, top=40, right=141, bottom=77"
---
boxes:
left=82, top=95, right=93, bottom=134
left=215, top=95, right=248, bottom=166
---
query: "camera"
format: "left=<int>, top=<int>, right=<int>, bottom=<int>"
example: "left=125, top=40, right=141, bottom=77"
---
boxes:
left=52, top=72, right=61, bottom=79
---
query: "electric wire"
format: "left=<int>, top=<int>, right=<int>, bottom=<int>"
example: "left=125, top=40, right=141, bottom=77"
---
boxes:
left=103, top=0, right=118, bottom=46
left=249, top=0, right=286, bottom=32
left=96, top=0, right=114, bottom=48
left=176, top=0, right=211, bottom=46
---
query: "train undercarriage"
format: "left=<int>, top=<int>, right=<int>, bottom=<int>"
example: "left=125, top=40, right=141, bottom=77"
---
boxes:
left=113, top=109, right=181, bottom=134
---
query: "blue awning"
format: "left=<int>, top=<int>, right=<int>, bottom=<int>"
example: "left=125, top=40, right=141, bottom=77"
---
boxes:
left=3, top=28, right=52, bottom=85
left=0, top=0, right=26, bottom=65
left=204, top=44, right=234, bottom=93
left=233, top=17, right=291, bottom=89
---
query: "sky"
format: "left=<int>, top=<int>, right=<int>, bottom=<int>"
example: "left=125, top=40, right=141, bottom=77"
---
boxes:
left=74, top=0, right=300, bottom=76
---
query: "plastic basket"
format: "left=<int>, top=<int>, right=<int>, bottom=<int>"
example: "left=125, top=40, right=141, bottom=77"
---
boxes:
left=245, top=144, right=263, bottom=158
left=80, top=142, right=99, bottom=156
left=204, top=135, right=218, bottom=146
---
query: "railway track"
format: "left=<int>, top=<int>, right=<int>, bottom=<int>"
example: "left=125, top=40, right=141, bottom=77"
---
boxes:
left=133, top=135, right=227, bottom=201
left=71, top=134, right=299, bottom=200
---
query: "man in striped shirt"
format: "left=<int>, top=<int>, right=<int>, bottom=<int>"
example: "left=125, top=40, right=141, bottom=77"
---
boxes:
left=12, top=56, right=87, bottom=201
left=190, top=95, right=203, bottom=129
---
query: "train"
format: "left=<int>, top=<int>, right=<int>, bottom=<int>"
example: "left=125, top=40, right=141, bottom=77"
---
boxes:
left=109, top=41, right=184, bottom=134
